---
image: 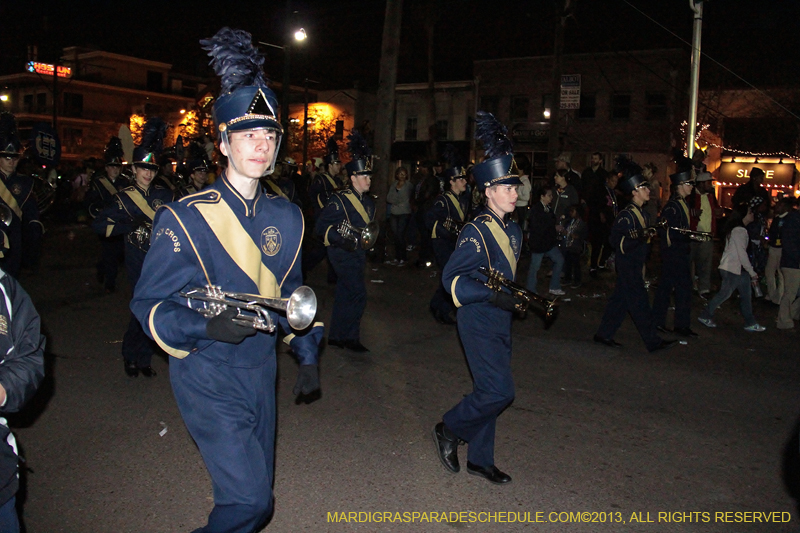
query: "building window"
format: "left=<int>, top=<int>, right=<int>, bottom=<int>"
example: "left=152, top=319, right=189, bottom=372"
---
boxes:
left=36, top=93, right=47, bottom=114
left=480, top=96, right=499, bottom=117
left=63, top=92, right=83, bottom=118
left=405, top=117, right=418, bottom=141
left=510, top=96, right=529, bottom=121
left=645, top=92, right=668, bottom=120
left=62, top=127, right=83, bottom=152
left=23, top=94, right=33, bottom=114
left=542, top=94, right=553, bottom=120
left=147, top=71, right=163, bottom=93
left=578, top=94, right=596, bottom=119
left=612, top=93, right=631, bottom=120
left=435, top=119, right=449, bottom=140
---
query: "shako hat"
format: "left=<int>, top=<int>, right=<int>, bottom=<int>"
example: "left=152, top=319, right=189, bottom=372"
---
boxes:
left=104, top=136, right=124, bottom=166
left=132, top=117, right=166, bottom=170
left=0, top=113, right=21, bottom=157
left=615, top=155, right=648, bottom=194
left=472, top=111, right=520, bottom=191
left=345, top=130, right=373, bottom=176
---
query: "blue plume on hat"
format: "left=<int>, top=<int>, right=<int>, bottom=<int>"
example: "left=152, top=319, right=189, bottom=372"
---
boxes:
left=140, top=117, right=167, bottom=154
left=200, top=27, right=268, bottom=95
left=442, top=143, right=463, bottom=169
left=104, top=136, right=124, bottom=164
left=475, top=111, right=513, bottom=160
left=0, top=112, right=20, bottom=155
left=346, top=130, right=371, bottom=160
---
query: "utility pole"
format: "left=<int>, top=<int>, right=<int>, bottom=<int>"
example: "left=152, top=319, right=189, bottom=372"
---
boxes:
left=686, top=0, right=704, bottom=159
left=281, top=0, right=293, bottom=158
left=547, top=0, right=574, bottom=177
left=373, top=0, right=404, bottom=223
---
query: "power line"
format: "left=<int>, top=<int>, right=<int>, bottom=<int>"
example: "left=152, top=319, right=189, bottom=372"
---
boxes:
left=620, top=0, right=800, bottom=122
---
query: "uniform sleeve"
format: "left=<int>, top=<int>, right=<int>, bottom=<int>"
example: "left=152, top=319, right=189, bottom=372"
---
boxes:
left=314, top=195, right=347, bottom=247
left=92, top=196, right=136, bottom=238
left=659, top=202, right=690, bottom=247
left=130, top=207, right=212, bottom=358
left=442, top=223, right=494, bottom=307
left=278, top=206, right=322, bottom=365
left=0, top=275, right=45, bottom=413
left=611, top=211, right=643, bottom=255
left=425, top=196, right=452, bottom=239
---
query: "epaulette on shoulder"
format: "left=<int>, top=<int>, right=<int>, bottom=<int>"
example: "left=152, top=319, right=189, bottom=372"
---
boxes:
left=183, top=189, right=221, bottom=207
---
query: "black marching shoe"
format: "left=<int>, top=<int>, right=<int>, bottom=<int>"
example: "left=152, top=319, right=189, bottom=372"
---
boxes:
left=432, top=422, right=460, bottom=474
left=650, top=339, right=679, bottom=353
left=124, top=360, right=139, bottom=378
left=139, top=366, right=157, bottom=378
left=343, top=340, right=369, bottom=352
left=466, top=462, right=512, bottom=485
left=656, top=325, right=671, bottom=334
left=327, top=339, right=345, bottom=349
left=593, top=334, right=623, bottom=348
left=673, top=327, right=699, bottom=337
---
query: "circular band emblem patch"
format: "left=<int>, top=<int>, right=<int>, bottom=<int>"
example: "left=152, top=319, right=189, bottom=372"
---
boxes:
left=261, top=226, right=282, bottom=256
left=151, top=199, right=164, bottom=209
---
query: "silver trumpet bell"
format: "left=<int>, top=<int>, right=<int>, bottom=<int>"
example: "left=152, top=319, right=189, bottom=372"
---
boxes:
left=180, top=285, right=318, bottom=333
left=0, top=203, right=12, bottom=226
left=337, top=219, right=379, bottom=249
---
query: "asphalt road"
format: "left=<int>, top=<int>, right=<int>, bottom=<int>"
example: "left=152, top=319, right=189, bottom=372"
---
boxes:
left=9, top=223, right=800, bottom=532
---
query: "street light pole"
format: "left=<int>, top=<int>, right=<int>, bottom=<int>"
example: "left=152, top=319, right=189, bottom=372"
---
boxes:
left=687, top=0, right=703, bottom=159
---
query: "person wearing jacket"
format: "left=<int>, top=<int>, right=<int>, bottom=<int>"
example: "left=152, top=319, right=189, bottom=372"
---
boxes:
left=688, top=171, right=722, bottom=299
left=698, top=204, right=766, bottom=332
left=526, top=185, right=565, bottom=296
left=777, top=201, right=800, bottom=329
left=0, top=268, right=45, bottom=532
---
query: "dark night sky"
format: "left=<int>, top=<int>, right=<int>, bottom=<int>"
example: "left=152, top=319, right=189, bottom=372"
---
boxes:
left=0, top=0, right=797, bottom=91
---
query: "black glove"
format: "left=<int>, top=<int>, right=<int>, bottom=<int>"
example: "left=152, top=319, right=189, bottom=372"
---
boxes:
left=206, top=308, right=258, bottom=344
left=490, top=291, right=522, bottom=312
left=293, top=364, right=320, bottom=395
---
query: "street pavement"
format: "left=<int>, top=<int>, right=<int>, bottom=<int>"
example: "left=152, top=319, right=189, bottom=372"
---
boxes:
left=10, top=223, right=800, bottom=532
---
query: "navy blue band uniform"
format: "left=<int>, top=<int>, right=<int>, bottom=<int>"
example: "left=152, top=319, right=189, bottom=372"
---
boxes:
left=426, top=190, right=469, bottom=323
left=93, top=181, right=174, bottom=369
left=0, top=171, right=43, bottom=278
left=441, top=207, right=521, bottom=468
left=314, top=186, right=375, bottom=345
left=308, top=171, right=342, bottom=218
left=262, top=175, right=301, bottom=208
left=595, top=202, right=664, bottom=350
left=131, top=175, right=323, bottom=529
left=86, top=171, right=127, bottom=292
left=652, top=195, right=693, bottom=331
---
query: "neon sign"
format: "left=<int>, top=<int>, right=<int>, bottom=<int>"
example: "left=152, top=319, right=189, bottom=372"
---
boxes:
left=26, top=62, right=72, bottom=78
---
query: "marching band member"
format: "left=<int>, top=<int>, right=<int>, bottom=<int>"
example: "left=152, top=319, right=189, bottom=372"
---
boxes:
left=315, top=130, right=376, bottom=352
left=426, top=146, right=469, bottom=325
left=594, top=158, right=677, bottom=352
left=93, top=117, right=174, bottom=377
left=0, top=113, right=43, bottom=277
left=652, top=164, right=699, bottom=337
left=87, top=137, right=127, bottom=292
left=177, top=141, right=211, bottom=198
left=433, top=111, right=521, bottom=485
left=131, top=28, right=322, bottom=532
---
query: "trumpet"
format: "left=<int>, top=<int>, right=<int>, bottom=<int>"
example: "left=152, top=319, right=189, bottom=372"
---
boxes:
left=128, top=221, right=153, bottom=252
left=442, top=217, right=465, bottom=234
left=478, top=266, right=559, bottom=328
left=179, top=285, right=317, bottom=333
left=0, top=203, right=12, bottom=226
left=667, top=226, right=713, bottom=242
left=337, top=219, right=379, bottom=249
left=627, top=219, right=666, bottom=240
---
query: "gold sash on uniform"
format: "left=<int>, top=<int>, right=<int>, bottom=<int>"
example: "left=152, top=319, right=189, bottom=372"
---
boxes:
left=0, top=180, right=23, bottom=220
left=341, top=191, right=371, bottom=225
left=265, top=180, right=288, bottom=200
left=99, top=177, right=117, bottom=196
left=195, top=199, right=280, bottom=298
left=483, top=218, right=517, bottom=277
left=123, top=189, right=156, bottom=221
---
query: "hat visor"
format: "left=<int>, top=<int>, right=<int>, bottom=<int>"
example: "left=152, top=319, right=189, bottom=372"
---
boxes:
left=134, top=162, right=159, bottom=171
left=226, top=117, right=283, bottom=133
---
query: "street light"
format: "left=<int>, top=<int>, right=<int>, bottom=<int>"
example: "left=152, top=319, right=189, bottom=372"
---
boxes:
left=258, top=27, right=307, bottom=156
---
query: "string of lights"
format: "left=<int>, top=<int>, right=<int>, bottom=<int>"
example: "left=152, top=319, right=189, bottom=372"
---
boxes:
left=679, top=121, right=800, bottom=160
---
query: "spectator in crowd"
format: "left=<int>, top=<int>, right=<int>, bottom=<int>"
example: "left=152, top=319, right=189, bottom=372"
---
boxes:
left=688, top=170, right=721, bottom=299
left=413, top=161, right=439, bottom=268
left=580, top=151, right=608, bottom=203
left=765, top=196, right=793, bottom=305
left=587, top=169, right=619, bottom=277
left=698, top=204, right=766, bottom=332
left=386, top=166, right=413, bottom=265
left=526, top=185, right=565, bottom=296
left=554, top=153, right=582, bottom=193
left=777, top=198, right=800, bottom=329
left=641, top=163, right=661, bottom=227
left=561, top=204, right=587, bottom=289
left=513, top=159, right=531, bottom=230
left=731, top=167, right=769, bottom=209
left=552, top=169, right=580, bottom=227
